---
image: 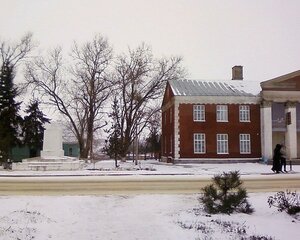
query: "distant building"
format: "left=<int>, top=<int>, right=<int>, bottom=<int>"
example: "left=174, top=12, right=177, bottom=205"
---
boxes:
left=11, top=145, right=39, bottom=162
left=63, top=142, right=80, bottom=157
left=260, top=70, right=300, bottom=162
left=161, top=66, right=300, bottom=163
left=11, top=141, right=80, bottom=161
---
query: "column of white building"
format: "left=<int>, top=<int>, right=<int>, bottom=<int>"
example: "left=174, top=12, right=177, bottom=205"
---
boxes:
left=261, top=100, right=298, bottom=161
left=285, top=102, right=297, bottom=159
left=261, top=101, right=273, bottom=161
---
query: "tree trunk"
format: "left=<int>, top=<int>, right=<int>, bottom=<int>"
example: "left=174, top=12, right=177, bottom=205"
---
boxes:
left=78, top=138, right=89, bottom=159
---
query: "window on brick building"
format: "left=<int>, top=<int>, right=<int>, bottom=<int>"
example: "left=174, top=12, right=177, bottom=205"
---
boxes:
left=239, top=105, right=250, bottom=122
left=216, top=105, right=228, bottom=122
left=193, top=105, right=205, bottom=121
left=217, top=134, right=228, bottom=154
left=194, top=133, right=206, bottom=153
left=240, top=134, right=251, bottom=154
left=170, top=108, right=172, bottom=123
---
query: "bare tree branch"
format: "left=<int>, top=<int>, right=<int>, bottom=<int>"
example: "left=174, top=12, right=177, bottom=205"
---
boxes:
left=25, top=35, right=113, bottom=159
left=111, top=43, right=185, bottom=157
left=0, top=32, right=34, bottom=67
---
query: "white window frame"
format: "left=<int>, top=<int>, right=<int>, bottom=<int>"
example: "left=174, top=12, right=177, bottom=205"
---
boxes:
left=239, top=105, right=250, bottom=122
left=216, top=105, right=228, bottom=122
left=194, top=133, right=206, bottom=154
left=240, top=134, right=251, bottom=154
left=193, top=105, right=205, bottom=122
left=217, top=134, right=228, bottom=154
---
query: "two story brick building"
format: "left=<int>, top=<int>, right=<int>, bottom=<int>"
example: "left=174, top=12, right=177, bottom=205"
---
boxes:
left=161, top=66, right=300, bottom=163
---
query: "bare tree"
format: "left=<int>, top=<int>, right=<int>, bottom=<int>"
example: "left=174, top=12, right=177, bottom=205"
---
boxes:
left=0, top=32, right=34, bottom=95
left=146, top=110, right=161, bottom=159
left=70, top=35, right=113, bottom=158
left=0, top=32, right=34, bottom=67
left=111, top=44, right=184, bottom=159
left=26, top=35, right=113, bottom=159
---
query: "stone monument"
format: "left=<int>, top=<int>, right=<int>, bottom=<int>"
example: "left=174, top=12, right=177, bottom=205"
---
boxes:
left=41, top=123, right=64, bottom=158
left=12, top=123, right=83, bottom=171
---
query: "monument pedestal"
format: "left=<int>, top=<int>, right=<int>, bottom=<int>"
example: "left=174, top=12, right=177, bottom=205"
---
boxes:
left=12, top=123, right=83, bottom=171
left=12, top=156, right=84, bottom=171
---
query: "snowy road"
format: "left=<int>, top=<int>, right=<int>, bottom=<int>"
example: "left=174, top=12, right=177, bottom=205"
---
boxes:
left=0, top=174, right=299, bottom=195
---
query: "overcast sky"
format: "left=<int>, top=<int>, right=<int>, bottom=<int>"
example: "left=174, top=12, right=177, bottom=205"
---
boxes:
left=1, top=0, right=299, bottom=82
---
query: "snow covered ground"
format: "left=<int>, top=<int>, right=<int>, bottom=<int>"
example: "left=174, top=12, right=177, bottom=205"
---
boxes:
left=0, top=160, right=299, bottom=239
left=0, top=193, right=298, bottom=240
left=1, top=159, right=300, bottom=176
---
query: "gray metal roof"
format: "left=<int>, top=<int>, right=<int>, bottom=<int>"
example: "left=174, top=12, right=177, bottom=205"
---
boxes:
left=169, top=79, right=261, bottom=97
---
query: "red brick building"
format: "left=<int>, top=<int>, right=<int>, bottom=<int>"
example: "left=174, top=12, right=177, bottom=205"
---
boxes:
left=161, top=66, right=262, bottom=163
left=162, top=66, right=300, bottom=163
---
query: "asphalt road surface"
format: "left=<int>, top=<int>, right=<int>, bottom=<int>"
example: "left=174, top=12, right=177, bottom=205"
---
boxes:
left=0, top=174, right=299, bottom=195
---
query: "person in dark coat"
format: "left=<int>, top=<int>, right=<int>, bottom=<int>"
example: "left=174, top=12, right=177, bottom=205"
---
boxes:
left=272, top=144, right=282, bottom=173
left=280, top=144, right=287, bottom=172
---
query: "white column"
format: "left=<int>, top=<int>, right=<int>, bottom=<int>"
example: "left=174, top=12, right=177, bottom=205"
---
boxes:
left=173, top=100, right=180, bottom=160
left=285, top=102, right=297, bottom=159
left=261, top=101, right=273, bottom=161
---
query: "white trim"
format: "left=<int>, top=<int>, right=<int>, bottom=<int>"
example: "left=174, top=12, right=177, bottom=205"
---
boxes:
left=261, top=70, right=300, bottom=86
left=174, top=99, right=180, bottom=159
left=194, top=133, right=206, bottom=154
left=174, top=95, right=261, bottom=105
left=239, top=134, right=251, bottom=154
left=285, top=103, right=297, bottom=159
left=216, top=105, right=228, bottom=122
left=193, top=105, right=205, bottom=122
left=260, top=102, right=273, bottom=160
left=239, top=105, right=251, bottom=122
left=261, top=90, right=300, bottom=102
left=217, top=134, right=229, bottom=154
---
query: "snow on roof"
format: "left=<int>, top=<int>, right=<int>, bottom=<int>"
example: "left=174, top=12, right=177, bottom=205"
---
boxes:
left=169, top=79, right=261, bottom=97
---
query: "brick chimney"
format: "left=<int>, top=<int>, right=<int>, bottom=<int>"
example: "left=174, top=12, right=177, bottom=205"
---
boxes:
left=232, top=65, right=243, bottom=80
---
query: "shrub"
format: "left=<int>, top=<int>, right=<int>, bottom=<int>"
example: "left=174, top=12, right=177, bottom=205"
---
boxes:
left=199, top=171, right=254, bottom=214
left=268, top=190, right=300, bottom=215
left=241, top=236, right=274, bottom=240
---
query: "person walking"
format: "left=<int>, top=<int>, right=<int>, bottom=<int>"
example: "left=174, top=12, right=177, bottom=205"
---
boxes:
left=272, top=144, right=282, bottom=173
left=280, top=144, right=287, bottom=172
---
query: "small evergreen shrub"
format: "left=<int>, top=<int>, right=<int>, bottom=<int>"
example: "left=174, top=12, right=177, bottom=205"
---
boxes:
left=199, top=171, right=254, bottom=214
left=268, top=190, right=300, bottom=215
left=241, top=236, right=274, bottom=240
